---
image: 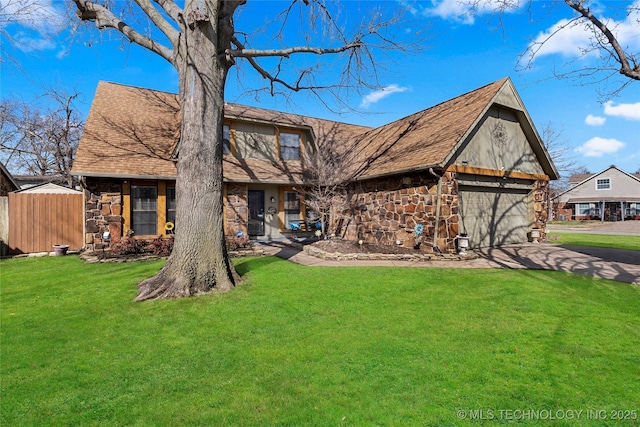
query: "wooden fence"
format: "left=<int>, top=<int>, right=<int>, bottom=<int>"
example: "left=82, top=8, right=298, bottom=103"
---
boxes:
left=8, top=192, right=83, bottom=254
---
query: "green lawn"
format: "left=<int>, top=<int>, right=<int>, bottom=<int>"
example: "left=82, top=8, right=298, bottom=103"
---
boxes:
left=1, top=256, right=639, bottom=426
left=548, top=232, right=640, bottom=251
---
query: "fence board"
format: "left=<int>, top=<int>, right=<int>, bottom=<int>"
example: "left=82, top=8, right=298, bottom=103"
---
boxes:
left=8, top=192, right=83, bottom=254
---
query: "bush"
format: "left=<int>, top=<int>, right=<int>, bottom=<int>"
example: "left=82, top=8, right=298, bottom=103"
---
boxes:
left=142, top=237, right=174, bottom=256
left=226, top=234, right=253, bottom=251
left=109, top=237, right=139, bottom=256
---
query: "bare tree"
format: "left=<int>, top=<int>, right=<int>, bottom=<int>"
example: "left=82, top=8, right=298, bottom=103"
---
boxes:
left=71, top=0, right=409, bottom=300
left=539, top=121, right=590, bottom=221
left=297, top=141, right=352, bottom=238
left=519, top=0, right=639, bottom=96
left=0, top=88, right=83, bottom=187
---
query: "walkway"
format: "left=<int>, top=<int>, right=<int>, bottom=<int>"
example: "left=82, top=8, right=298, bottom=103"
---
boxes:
left=259, top=241, right=640, bottom=285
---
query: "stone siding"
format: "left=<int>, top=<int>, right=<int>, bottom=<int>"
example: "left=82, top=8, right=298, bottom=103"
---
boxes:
left=341, top=172, right=459, bottom=253
left=84, top=178, right=123, bottom=250
left=532, top=179, right=550, bottom=241
left=225, top=183, right=248, bottom=236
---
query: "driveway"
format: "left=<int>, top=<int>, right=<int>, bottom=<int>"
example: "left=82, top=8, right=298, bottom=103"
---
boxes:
left=261, top=241, right=640, bottom=285
left=475, top=244, right=640, bottom=285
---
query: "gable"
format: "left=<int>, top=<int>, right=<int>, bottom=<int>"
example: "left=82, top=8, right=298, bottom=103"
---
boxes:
left=558, top=166, right=640, bottom=202
left=16, top=183, right=81, bottom=194
left=348, top=79, right=508, bottom=180
left=452, top=106, right=545, bottom=176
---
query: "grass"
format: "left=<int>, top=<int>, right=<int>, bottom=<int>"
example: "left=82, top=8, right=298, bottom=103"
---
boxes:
left=2, top=256, right=639, bottom=426
left=547, top=220, right=603, bottom=227
left=548, top=232, right=640, bottom=251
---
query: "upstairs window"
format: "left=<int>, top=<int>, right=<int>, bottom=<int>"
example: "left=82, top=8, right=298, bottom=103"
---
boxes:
left=131, top=185, right=157, bottom=235
left=596, top=178, right=611, bottom=190
left=280, top=132, right=301, bottom=160
left=223, top=124, right=231, bottom=155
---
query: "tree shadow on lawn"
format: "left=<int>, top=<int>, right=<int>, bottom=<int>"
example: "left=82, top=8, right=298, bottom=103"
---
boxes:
left=233, top=256, right=283, bottom=277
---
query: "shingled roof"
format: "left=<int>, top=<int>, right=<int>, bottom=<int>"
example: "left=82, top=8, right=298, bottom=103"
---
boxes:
left=346, top=79, right=509, bottom=179
left=71, top=81, right=370, bottom=183
left=73, top=78, right=555, bottom=183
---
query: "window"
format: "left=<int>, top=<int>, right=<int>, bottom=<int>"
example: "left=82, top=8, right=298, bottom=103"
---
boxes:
left=223, top=124, right=231, bottom=155
left=283, top=191, right=300, bottom=228
left=577, top=203, right=591, bottom=216
left=596, top=178, right=611, bottom=190
left=166, top=186, right=176, bottom=225
left=131, top=185, right=157, bottom=235
left=280, top=132, right=300, bottom=160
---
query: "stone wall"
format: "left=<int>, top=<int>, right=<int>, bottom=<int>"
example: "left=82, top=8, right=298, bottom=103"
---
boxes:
left=225, top=183, right=248, bottom=236
left=532, top=180, right=550, bottom=241
left=84, top=178, right=123, bottom=250
left=341, top=172, right=459, bottom=253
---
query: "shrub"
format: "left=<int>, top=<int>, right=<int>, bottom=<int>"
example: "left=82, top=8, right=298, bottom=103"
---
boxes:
left=226, top=234, right=253, bottom=251
left=143, top=237, right=174, bottom=256
left=109, top=237, right=139, bottom=256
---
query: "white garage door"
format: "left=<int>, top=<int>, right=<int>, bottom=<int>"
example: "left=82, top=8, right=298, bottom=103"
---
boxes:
left=459, top=186, right=531, bottom=249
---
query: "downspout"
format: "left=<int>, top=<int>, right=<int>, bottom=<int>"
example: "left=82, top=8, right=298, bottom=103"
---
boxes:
left=428, top=168, right=443, bottom=253
left=80, top=176, right=87, bottom=251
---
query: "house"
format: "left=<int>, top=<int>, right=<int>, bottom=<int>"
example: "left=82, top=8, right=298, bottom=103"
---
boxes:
left=555, top=166, right=640, bottom=221
left=71, top=78, right=557, bottom=252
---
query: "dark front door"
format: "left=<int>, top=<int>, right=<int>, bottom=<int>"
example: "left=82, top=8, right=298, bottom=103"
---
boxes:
left=248, top=190, right=265, bottom=236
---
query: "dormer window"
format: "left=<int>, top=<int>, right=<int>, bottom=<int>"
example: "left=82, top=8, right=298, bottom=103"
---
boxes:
left=280, top=132, right=301, bottom=160
left=596, top=178, right=611, bottom=190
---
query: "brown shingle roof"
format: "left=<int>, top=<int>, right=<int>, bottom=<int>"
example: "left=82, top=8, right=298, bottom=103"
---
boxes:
left=72, top=81, right=371, bottom=182
left=347, top=79, right=508, bottom=179
left=74, top=78, right=549, bottom=184
left=72, top=81, right=180, bottom=178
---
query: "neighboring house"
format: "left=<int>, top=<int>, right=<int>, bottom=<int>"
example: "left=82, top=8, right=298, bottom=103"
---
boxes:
left=555, top=166, right=640, bottom=222
left=71, top=78, right=558, bottom=252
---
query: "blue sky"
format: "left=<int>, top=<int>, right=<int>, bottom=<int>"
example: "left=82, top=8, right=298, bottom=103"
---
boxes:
left=2, top=0, right=639, bottom=176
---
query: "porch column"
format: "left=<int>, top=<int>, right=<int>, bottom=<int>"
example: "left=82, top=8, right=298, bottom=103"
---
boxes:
left=621, top=201, right=625, bottom=222
left=601, top=200, right=605, bottom=223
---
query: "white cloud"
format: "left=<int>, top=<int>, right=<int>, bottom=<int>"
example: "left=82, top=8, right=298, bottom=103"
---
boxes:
left=360, top=84, right=409, bottom=108
left=575, top=137, right=625, bottom=157
left=585, top=114, right=606, bottom=126
left=604, top=101, right=640, bottom=121
left=1, top=0, right=65, bottom=52
left=528, top=1, right=640, bottom=60
left=423, top=0, right=525, bottom=25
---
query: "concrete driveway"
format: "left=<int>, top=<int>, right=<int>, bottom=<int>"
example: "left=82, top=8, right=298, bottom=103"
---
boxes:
left=475, top=244, right=639, bottom=285
left=261, top=241, right=640, bottom=285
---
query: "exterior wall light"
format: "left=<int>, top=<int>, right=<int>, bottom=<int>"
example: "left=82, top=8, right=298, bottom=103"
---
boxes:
left=456, top=234, right=469, bottom=255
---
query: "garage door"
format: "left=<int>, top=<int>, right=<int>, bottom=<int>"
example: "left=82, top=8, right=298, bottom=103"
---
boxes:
left=459, top=185, right=531, bottom=249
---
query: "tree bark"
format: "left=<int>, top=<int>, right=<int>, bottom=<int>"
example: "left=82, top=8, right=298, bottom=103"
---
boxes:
left=136, top=3, right=238, bottom=301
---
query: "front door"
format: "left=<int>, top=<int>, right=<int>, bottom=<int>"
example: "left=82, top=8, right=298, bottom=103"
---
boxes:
left=248, top=190, right=265, bottom=236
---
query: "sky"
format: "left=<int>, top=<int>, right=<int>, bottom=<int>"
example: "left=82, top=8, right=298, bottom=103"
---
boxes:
left=1, top=0, right=639, bottom=177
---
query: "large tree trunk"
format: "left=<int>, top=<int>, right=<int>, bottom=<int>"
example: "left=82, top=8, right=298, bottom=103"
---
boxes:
left=137, top=5, right=238, bottom=301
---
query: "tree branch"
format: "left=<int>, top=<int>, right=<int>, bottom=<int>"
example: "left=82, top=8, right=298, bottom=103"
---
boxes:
left=226, top=42, right=362, bottom=58
left=565, top=0, right=639, bottom=80
left=72, top=0, right=174, bottom=63
left=133, top=0, right=179, bottom=46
